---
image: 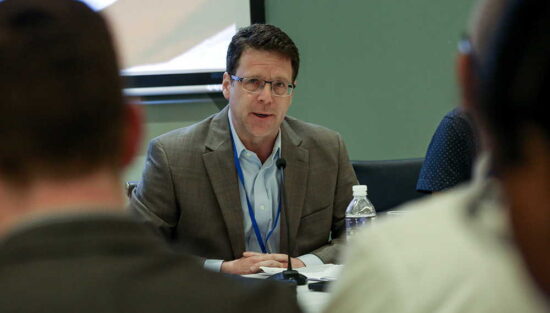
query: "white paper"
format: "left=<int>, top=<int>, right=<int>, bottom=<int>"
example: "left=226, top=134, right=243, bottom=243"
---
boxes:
left=259, top=264, right=343, bottom=281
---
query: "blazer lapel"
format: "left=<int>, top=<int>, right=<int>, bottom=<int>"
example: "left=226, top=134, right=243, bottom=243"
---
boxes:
left=279, top=120, right=308, bottom=255
left=202, top=107, right=245, bottom=259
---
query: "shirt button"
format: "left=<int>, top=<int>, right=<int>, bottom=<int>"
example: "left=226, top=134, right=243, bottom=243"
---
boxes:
left=260, top=205, right=265, bottom=210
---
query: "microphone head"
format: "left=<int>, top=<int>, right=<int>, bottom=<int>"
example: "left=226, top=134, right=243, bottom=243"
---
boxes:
left=276, top=158, right=287, bottom=169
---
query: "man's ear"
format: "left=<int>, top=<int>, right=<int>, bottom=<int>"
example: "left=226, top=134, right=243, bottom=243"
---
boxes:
left=456, top=53, right=477, bottom=114
left=222, top=72, right=232, bottom=100
left=120, top=101, right=143, bottom=168
left=289, top=80, right=297, bottom=104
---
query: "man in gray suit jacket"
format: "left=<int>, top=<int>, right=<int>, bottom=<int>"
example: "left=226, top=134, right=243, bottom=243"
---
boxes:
left=0, top=1, right=300, bottom=312
left=130, top=24, right=358, bottom=274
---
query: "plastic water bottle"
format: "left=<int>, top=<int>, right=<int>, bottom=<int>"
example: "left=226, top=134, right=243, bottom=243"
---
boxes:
left=345, top=185, right=376, bottom=240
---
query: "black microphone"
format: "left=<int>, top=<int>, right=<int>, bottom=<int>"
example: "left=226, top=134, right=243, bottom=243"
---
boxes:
left=267, top=158, right=307, bottom=285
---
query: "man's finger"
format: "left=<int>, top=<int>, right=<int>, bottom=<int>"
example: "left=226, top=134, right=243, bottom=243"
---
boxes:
left=246, top=253, right=287, bottom=263
left=243, top=255, right=275, bottom=265
left=292, top=257, right=306, bottom=268
left=243, top=251, right=263, bottom=257
left=264, top=253, right=290, bottom=262
left=250, top=260, right=284, bottom=272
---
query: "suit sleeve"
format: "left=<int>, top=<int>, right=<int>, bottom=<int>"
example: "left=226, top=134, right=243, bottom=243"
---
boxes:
left=128, top=138, right=180, bottom=242
left=310, top=133, right=358, bottom=263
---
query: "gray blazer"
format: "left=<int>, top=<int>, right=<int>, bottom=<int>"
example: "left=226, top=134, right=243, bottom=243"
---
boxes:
left=130, top=106, right=357, bottom=263
left=0, top=214, right=301, bottom=313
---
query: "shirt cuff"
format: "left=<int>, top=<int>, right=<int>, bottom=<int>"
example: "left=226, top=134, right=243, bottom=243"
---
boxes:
left=203, top=259, right=224, bottom=272
left=297, top=254, right=324, bottom=267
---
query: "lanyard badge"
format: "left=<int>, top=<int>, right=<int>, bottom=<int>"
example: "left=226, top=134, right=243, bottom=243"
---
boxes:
left=230, top=132, right=281, bottom=254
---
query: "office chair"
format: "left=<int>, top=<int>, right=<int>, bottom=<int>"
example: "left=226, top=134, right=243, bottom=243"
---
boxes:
left=352, top=158, right=426, bottom=213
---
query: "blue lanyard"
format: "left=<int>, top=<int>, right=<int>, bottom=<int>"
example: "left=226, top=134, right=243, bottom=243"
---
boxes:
left=230, top=132, right=281, bottom=254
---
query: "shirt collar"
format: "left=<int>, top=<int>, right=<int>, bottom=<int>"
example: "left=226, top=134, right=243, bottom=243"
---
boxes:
left=228, top=108, right=281, bottom=161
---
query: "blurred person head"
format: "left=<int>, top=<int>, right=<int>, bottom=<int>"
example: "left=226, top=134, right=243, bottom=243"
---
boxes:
left=0, top=0, right=141, bottom=229
left=460, top=0, right=550, bottom=298
left=482, top=0, right=550, bottom=297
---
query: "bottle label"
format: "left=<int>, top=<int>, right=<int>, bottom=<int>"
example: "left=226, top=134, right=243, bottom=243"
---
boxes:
left=345, top=216, right=375, bottom=239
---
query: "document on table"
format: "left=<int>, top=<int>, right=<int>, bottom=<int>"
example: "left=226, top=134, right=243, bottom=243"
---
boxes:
left=259, top=264, right=343, bottom=281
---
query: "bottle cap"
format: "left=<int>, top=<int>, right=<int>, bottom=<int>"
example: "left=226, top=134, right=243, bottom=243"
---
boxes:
left=352, top=185, right=367, bottom=196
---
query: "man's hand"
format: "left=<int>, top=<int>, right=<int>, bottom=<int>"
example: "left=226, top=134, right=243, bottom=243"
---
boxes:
left=221, top=252, right=287, bottom=275
left=242, top=252, right=306, bottom=273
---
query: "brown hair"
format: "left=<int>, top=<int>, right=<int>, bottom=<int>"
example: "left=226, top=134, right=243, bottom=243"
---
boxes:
left=226, top=24, right=300, bottom=81
left=0, top=0, right=125, bottom=184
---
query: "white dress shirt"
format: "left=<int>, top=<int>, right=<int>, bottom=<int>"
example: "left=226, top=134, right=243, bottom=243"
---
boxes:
left=204, top=110, right=323, bottom=271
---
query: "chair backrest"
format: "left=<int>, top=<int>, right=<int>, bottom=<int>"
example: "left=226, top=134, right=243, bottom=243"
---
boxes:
left=352, top=158, right=426, bottom=213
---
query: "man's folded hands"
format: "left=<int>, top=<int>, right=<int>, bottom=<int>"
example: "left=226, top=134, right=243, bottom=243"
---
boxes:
left=221, top=251, right=305, bottom=274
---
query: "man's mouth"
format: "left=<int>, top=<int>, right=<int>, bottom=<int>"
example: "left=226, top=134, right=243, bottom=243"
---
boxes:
left=253, top=113, right=271, bottom=118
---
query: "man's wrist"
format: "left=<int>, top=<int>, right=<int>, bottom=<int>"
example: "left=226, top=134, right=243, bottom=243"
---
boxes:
left=220, top=259, right=237, bottom=274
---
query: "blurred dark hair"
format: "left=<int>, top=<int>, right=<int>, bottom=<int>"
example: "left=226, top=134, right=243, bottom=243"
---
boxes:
left=0, top=0, right=124, bottom=185
left=226, top=24, right=300, bottom=81
left=480, top=0, right=550, bottom=167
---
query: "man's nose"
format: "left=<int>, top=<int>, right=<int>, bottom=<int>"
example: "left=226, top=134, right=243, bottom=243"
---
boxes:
left=257, top=82, right=273, bottom=102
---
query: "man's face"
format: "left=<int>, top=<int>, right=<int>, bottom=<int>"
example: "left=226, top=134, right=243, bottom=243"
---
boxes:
left=222, top=48, right=294, bottom=146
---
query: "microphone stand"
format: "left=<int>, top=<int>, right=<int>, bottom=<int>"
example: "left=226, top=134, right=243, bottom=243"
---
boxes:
left=267, top=158, right=307, bottom=285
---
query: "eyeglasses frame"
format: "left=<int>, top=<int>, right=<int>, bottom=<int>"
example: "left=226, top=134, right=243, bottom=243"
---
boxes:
left=230, top=74, right=296, bottom=97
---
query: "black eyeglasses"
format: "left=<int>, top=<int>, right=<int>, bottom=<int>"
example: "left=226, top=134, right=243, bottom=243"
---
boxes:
left=230, top=75, right=295, bottom=97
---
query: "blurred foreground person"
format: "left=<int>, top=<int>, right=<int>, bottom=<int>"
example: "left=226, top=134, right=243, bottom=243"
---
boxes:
left=0, top=0, right=300, bottom=312
left=324, top=0, right=550, bottom=312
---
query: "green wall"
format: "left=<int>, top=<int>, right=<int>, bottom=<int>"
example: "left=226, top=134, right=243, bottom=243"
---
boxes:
left=266, top=0, right=476, bottom=159
left=124, top=0, right=476, bottom=182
